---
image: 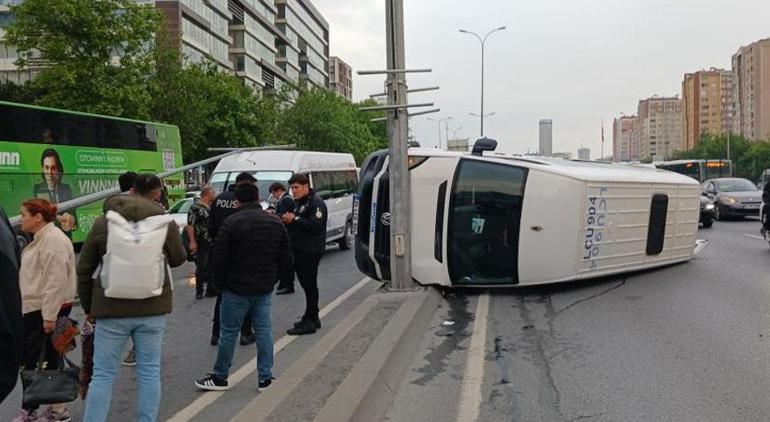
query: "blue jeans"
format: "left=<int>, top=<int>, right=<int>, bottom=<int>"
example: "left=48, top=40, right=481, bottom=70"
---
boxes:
left=83, top=315, right=167, bottom=422
left=213, top=290, right=273, bottom=382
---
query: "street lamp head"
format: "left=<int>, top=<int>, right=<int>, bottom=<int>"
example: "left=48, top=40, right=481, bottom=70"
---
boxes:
left=459, top=29, right=469, bottom=33
left=497, top=26, right=507, bottom=31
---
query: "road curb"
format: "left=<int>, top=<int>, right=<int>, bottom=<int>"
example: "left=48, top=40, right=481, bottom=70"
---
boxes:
left=313, top=287, right=443, bottom=422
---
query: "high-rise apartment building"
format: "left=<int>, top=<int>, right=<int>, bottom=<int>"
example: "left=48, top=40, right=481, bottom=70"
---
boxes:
left=732, top=38, right=770, bottom=140
left=329, top=56, right=352, bottom=100
left=0, top=0, right=330, bottom=90
left=637, top=96, right=682, bottom=161
left=539, top=119, right=553, bottom=157
left=681, top=68, right=736, bottom=149
left=612, top=116, right=640, bottom=162
left=275, top=0, right=329, bottom=88
left=577, top=147, right=590, bottom=161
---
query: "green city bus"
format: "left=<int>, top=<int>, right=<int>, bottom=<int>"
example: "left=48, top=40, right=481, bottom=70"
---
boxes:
left=0, top=100, right=185, bottom=243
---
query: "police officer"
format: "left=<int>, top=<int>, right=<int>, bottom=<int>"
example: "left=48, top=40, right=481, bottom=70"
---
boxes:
left=269, top=182, right=296, bottom=295
left=208, top=172, right=257, bottom=346
left=282, top=174, right=327, bottom=335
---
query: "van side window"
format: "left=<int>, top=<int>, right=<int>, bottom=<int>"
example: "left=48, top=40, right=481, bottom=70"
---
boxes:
left=448, top=159, right=527, bottom=285
left=646, top=194, right=668, bottom=256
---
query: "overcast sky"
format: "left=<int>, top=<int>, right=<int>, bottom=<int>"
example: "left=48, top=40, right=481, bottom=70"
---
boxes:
left=313, top=0, right=769, bottom=158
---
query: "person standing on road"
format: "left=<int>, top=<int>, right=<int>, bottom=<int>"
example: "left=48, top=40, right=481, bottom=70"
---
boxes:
left=195, top=183, right=292, bottom=392
left=282, top=174, right=327, bottom=336
left=0, top=208, right=21, bottom=405
left=268, top=182, right=296, bottom=295
left=208, top=172, right=258, bottom=346
left=77, top=174, right=185, bottom=422
left=188, top=186, right=216, bottom=300
left=103, top=171, right=140, bottom=367
left=762, top=181, right=770, bottom=235
left=14, top=199, right=76, bottom=422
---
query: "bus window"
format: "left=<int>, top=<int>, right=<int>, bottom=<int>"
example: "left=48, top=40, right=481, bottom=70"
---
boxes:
left=448, top=160, right=527, bottom=285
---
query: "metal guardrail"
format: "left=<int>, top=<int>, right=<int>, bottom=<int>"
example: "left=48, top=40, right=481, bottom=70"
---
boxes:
left=7, top=145, right=296, bottom=228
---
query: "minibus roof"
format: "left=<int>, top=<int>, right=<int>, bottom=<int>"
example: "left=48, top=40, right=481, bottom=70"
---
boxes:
left=213, top=150, right=356, bottom=174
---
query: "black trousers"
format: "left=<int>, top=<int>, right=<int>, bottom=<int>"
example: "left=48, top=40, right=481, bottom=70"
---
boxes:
left=194, top=241, right=211, bottom=295
left=295, top=251, right=322, bottom=320
left=212, top=293, right=253, bottom=338
left=21, top=307, right=71, bottom=410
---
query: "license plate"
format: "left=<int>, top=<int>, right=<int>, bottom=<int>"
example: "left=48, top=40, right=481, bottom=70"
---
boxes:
left=351, top=195, right=360, bottom=237
left=745, top=204, right=760, bottom=209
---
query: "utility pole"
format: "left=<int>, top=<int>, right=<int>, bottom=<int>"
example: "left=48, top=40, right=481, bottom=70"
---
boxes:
left=385, top=0, right=413, bottom=290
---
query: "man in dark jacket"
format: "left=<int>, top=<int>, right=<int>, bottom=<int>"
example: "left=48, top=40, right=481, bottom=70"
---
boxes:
left=208, top=172, right=257, bottom=346
left=0, top=208, right=21, bottom=404
left=282, top=174, right=328, bottom=336
left=195, top=183, right=292, bottom=392
left=77, top=174, right=186, bottom=422
left=268, top=182, right=296, bottom=295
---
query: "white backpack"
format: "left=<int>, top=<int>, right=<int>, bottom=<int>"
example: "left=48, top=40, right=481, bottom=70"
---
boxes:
left=100, top=210, right=173, bottom=299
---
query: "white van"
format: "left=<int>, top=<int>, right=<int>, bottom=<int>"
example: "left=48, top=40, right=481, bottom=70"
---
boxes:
left=355, top=141, right=701, bottom=287
left=209, top=150, right=358, bottom=249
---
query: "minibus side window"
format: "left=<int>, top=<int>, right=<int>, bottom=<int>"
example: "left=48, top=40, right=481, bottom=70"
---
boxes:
left=646, top=194, right=668, bottom=256
left=448, top=160, right=528, bottom=285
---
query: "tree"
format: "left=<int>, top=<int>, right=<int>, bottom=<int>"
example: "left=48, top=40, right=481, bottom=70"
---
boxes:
left=280, top=87, right=387, bottom=164
left=4, top=0, right=159, bottom=118
left=0, top=81, right=35, bottom=104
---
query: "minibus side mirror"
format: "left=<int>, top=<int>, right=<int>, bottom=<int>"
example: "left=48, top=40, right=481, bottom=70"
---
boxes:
left=472, top=137, right=498, bottom=156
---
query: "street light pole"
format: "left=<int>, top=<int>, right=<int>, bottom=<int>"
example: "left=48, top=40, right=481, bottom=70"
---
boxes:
left=428, top=116, right=452, bottom=149
left=460, top=26, right=506, bottom=137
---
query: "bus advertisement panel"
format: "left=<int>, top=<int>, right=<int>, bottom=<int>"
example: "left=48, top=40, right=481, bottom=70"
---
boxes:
left=0, top=101, right=184, bottom=243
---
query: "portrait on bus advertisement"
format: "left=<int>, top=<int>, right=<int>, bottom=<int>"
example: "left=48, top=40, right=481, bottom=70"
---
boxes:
left=0, top=143, right=176, bottom=242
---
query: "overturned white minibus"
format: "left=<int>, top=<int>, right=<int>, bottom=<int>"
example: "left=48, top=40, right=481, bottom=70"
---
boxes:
left=354, top=140, right=701, bottom=287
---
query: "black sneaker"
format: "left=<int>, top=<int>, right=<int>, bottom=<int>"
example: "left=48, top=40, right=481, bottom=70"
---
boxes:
left=195, top=292, right=204, bottom=300
left=293, top=317, right=321, bottom=329
left=258, top=377, right=275, bottom=391
left=276, top=287, right=295, bottom=295
left=210, top=335, right=219, bottom=346
left=195, top=374, right=229, bottom=391
left=240, top=333, right=256, bottom=346
left=287, top=320, right=317, bottom=336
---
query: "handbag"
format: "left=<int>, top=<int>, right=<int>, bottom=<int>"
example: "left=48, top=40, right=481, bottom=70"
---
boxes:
left=20, top=338, right=80, bottom=408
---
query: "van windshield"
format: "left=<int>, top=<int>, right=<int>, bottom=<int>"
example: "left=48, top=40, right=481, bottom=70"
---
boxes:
left=448, top=159, right=527, bottom=285
left=255, top=171, right=293, bottom=202
left=208, top=171, right=293, bottom=200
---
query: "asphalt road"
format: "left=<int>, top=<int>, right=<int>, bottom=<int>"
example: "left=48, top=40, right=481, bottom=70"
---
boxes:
left=5, top=218, right=770, bottom=422
left=0, top=245, right=372, bottom=421
left=387, top=217, right=770, bottom=422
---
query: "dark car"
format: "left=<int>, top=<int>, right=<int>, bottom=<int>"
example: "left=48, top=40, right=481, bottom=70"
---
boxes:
left=699, top=195, right=715, bottom=228
left=702, top=178, right=762, bottom=220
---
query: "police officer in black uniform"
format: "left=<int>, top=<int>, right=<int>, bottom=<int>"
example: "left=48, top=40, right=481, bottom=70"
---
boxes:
left=282, top=174, right=327, bottom=335
left=208, top=172, right=257, bottom=346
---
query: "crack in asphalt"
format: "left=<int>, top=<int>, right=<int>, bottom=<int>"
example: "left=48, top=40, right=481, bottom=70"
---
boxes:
left=569, top=413, right=605, bottom=421
left=552, top=278, right=627, bottom=319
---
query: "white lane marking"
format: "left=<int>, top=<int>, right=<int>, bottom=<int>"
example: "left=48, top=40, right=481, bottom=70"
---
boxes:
left=456, top=293, right=490, bottom=422
left=744, top=233, right=766, bottom=241
left=167, top=277, right=372, bottom=422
